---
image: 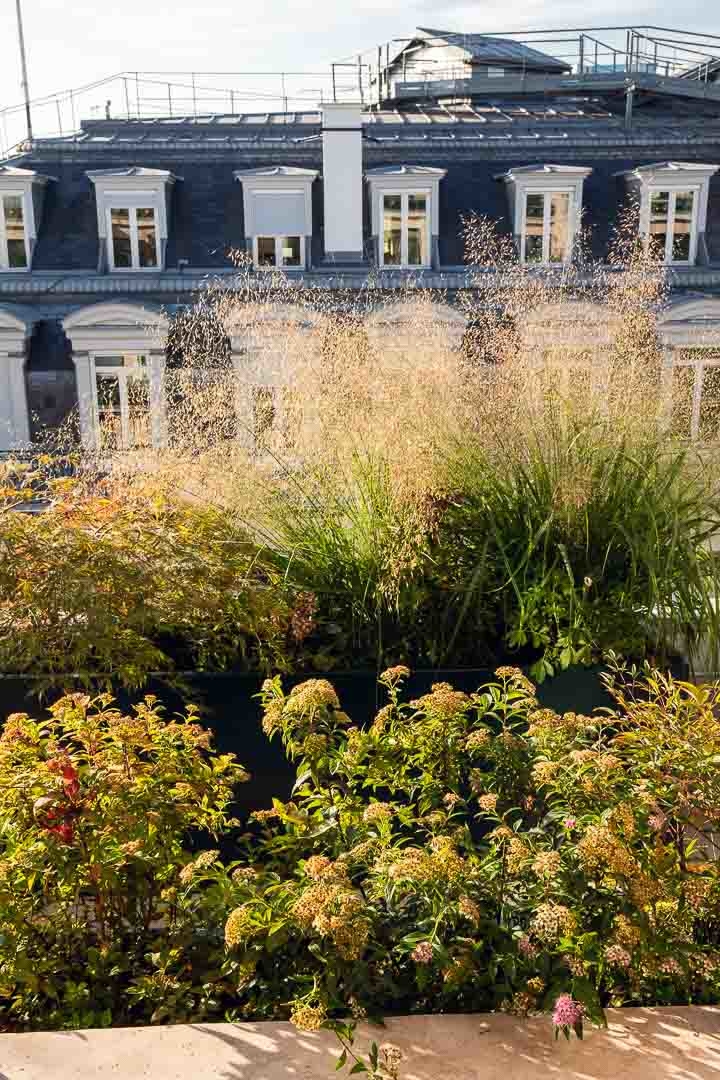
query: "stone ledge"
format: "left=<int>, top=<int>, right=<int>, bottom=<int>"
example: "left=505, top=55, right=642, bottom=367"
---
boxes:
left=0, top=1006, right=719, bottom=1079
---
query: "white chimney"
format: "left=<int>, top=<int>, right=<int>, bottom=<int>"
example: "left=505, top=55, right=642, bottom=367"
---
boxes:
left=321, top=102, right=365, bottom=264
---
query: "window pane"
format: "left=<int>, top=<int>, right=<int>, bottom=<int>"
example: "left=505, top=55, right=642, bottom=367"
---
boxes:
left=383, top=194, right=402, bottom=266
left=671, top=190, right=694, bottom=262
left=136, top=207, right=158, bottom=268
left=110, top=208, right=132, bottom=268
left=4, top=196, right=27, bottom=268
left=280, top=236, right=301, bottom=267
left=96, top=373, right=122, bottom=450
left=524, top=193, right=544, bottom=262
left=670, top=365, right=695, bottom=439
left=407, top=193, right=427, bottom=267
left=549, top=192, right=570, bottom=263
left=127, top=370, right=151, bottom=447
left=257, top=236, right=276, bottom=267
left=699, top=363, right=720, bottom=443
left=649, top=191, right=669, bottom=260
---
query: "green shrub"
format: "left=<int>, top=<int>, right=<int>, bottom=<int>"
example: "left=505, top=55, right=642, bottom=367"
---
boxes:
left=0, top=693, right=247, bottom=1029
left=217, top=663, right=720, bottom=1028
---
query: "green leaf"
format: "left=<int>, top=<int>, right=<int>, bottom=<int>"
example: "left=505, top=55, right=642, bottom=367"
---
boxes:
left=336, top=1050, right=347, bottom=1070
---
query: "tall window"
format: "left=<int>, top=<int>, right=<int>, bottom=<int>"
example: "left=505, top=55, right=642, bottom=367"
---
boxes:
left=253, top=235, right=303, bottom=269
left=0, top=194, right=28, bottom=269
left=93, top=355, right=150, bottom=449
left=669, top=349, right=720, bottom=442
left=648, top=190, right=696, bottom=264
left=107, top=207, right=159, bottom=270
left=382, top=192, right=429, bottom=267
left=522, top=191, right=571, bottom=264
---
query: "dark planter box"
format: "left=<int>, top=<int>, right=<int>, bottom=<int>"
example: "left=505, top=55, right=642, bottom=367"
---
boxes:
left=0, top=666, right=617, bottom=814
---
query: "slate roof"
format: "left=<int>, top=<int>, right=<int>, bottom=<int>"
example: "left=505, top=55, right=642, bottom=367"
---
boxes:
left=414, top=27, right=570, bottom=72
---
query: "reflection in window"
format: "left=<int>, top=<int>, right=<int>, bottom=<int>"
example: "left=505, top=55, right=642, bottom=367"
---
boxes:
left=381, top=192, right=429, bottom=267
left=383, top=194, right=402, bottom=266
left=549, top=193, right=570, bottom=263
left=647, top=190, right=695, bottom=264
left=254, top=236, right=303, bottom=269
left=111, top=208, right=132, bottom=268
left=136, top=208, right=157, bottom=268
left=94, top=355, right=150, bottom=449
left=522, top=191, right=572, bottom=264
left=109, top=207, right=159, bottom=270
left=1, top=194, right=28, bottom=269
left=524, top=194, right=544, bottom=263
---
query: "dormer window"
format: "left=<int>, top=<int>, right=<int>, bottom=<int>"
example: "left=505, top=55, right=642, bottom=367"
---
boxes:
left=619, top=163, right=719, bottom=266
left=87, top=168, right=176, bottom=272
left=234, top=167, right=317, bottom=272
left=366, top=166, right=446, bottom=269
left=1, top=196, right=27, bottom=268
left=497, top=164, right=592, bottom=265
left=0, top=166, right=53, bottom=271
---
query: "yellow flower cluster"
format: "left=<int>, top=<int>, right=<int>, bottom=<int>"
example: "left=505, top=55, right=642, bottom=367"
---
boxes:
left=292, top=875, right=370, bottom=960
left=458, top=896, right=481, bottom=925
left=370, top=704, right=394, bottom=734
left=532, top=850, right=562, bottom=879
left=411, top=684, right=470, bottom=720
left=494, top=667, right=536, bottom=694
left=379, top=665, right=411, bottom=685
left=532, top=760, right=560, bottom=787
left=577, top=825, right=636, bottom=878
left=466, top=729, right=492, bottom=751
left=290, top=1001, right=327, bottom=1031
left=528, top=710, right=591, bottom=739
left=302, top=733, right=328, bottom=758
left=232, top=867, right=259, bottom=885
left=526, top=976, right=545, bottom=994
left=261, top=701, right=284, bottom=736
left=530, top=902, right=577, bottom=943
left=506, top=837, right=530, bottom=874
left=225, top=904, right=258, bottom=948
left=179, top=848, right=219, bottom=884
left=608, top=803, right=636, bottom=838
left=286, top=679, right=340, bottom=713
left=477, top=793, right=498, bottom=813
left=386, top=837, right=466, bottom=886
left=363, top=802, right=393, bottom=824
left=612, top=914, right=642, bottom=949
left=304, top=855, right=348, bottom=882
left=683, top=877, right=712, bottom=912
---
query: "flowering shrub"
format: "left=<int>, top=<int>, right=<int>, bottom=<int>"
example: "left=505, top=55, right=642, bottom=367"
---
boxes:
left=0, top=693, right=247, bottom=1030
left=216, top=663, right=720, bottom=1030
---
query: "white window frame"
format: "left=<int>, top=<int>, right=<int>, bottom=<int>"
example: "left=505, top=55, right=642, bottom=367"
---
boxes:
left=0, top=190, right=31, bottom=271
left=91, top=352, right=151, bottom=449
left=379, top=189, right=431, bottom=268
left=624, top=163, right=719, bottom=269
left=366, top=167, right=445, bottom=271
left=252, top=234, right=305, bottom=270
left=519, top=187, right=577, bottom=265
left=234, top=169, right=317, bottom=272
left=497, top=165, right=591, bottom=267
left=0, top=169, right=51, bottom=273
left=643, top=186, right=701, bottom=266
left=666, top=349, right=720, bottom=442
left=105, top=204, right=162, bottom=272
left=87, top=170, right=174, bottom=274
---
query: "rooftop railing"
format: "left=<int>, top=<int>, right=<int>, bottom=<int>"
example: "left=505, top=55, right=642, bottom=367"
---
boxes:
left=2, top=25, right=720, bottom=160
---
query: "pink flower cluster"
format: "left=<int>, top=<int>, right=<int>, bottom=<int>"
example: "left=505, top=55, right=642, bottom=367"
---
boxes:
left=552, top=994, right=584, bottom=1028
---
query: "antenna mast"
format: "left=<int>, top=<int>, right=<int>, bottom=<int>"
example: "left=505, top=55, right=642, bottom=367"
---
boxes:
left=14, top=0, right=33, bottom=143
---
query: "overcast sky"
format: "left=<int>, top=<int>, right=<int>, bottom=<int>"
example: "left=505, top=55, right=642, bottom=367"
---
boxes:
left=0, top=0, right=716, bottom=145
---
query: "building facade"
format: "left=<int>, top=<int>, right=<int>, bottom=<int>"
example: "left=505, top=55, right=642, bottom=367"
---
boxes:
left=3, top=25, right=720, bottom=450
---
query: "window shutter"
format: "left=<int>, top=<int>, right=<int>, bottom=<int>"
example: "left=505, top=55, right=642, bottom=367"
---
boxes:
left=252, top=191, right=306, bottom=235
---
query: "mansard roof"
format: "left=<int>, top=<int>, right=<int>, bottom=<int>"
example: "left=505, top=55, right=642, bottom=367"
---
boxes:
left=233, top=166, right=318, bottom=178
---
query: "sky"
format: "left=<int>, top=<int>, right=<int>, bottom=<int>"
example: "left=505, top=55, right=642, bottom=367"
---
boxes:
left=0, top=0, right=716, bottom=147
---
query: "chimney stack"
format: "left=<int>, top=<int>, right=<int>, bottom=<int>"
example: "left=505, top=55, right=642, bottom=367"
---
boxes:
left=321, top=102, right=365, bottom=265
